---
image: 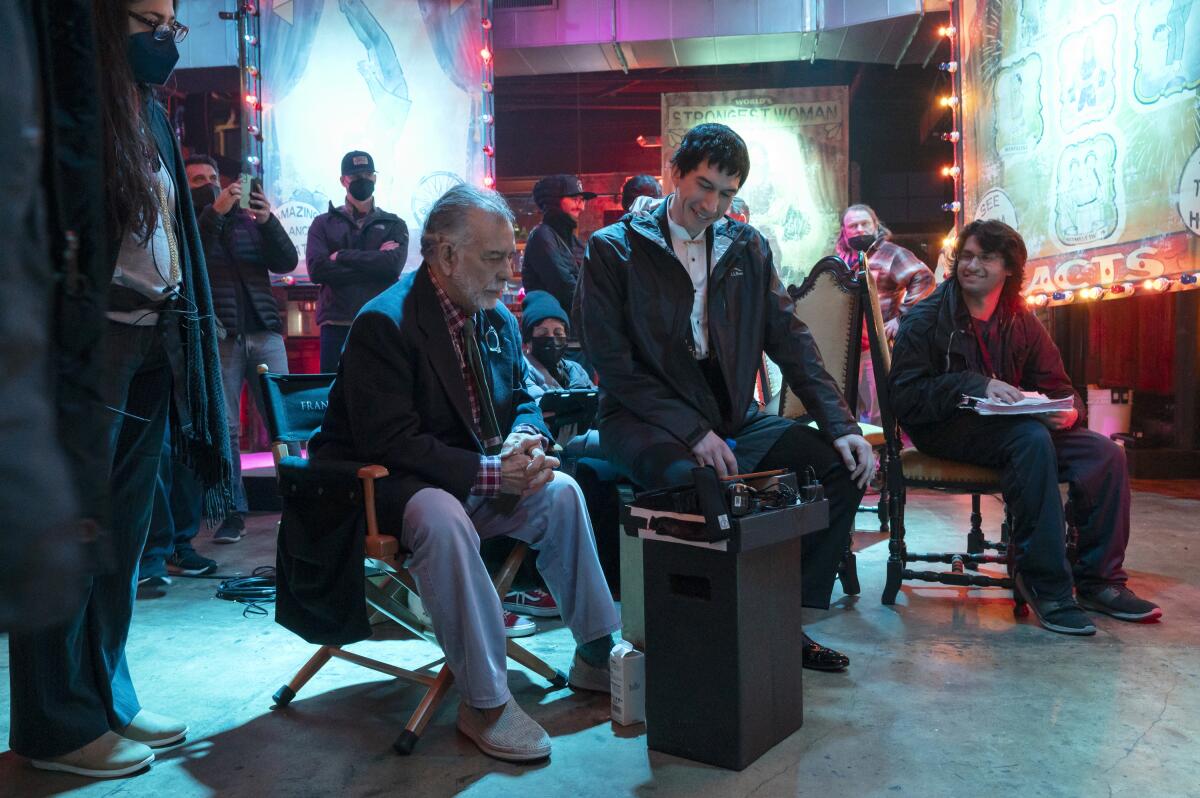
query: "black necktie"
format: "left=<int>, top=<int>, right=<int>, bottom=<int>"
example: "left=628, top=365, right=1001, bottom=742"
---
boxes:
left=461, top=316, right=503, bottom=455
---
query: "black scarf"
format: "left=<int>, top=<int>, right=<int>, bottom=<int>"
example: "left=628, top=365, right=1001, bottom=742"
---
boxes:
left=543, top=207, right=579, bottom=245
left=143, top=95, right=235, bottom=522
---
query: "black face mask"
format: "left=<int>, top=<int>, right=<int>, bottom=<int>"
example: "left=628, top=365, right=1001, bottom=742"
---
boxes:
left=531, top=337, right=568, bottom=369
left=126, top=31, right=180, bottom=86
left=348, top=177, right=375, bottom=202
left=190, top=184, right=219, bottom=212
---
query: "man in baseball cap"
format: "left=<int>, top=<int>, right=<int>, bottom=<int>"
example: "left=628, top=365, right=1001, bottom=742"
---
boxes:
left=307, top=149, right=409, bottom=371
left=522, top=174, right=596, bottom=314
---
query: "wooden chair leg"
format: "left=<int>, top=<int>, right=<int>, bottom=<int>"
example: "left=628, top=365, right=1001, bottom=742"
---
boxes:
left=273, top=646, right=334, bottom=707
left=966, top=493, right=986, bottom=556
left=838, top=539, right=861, bottom=596
left=394, top=663, right=456, bottom=755
left=507, top=640, right=569, bottom=688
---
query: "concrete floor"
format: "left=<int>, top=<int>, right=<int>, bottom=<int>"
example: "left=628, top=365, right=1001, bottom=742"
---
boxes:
left=2, top=485, right=1198, bottom=798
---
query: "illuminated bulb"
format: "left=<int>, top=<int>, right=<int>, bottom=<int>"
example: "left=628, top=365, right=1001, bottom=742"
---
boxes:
left=481, top=18, right=493, bottom=29
left=247, top=124, right=260, bottom=136
left=480, top=47, right=492, bottom=61
left=243, top=2, right=257, bottom=13
left=482, top=81, right=493, bottom=92
left=246, top=65, right=259, bottom=77
left=281, top=275, right=295, bottom=286
left=939, top=95, right=960, bottom=108
left=482, top=175, right=495, bottom=188
left=480, top=113, right=494, bottom=125
left=1051, top=290, right=1074, bottom=303
left=246, top=155, right=261, bottom=166
left=941, top=165, right=961, bottom=178
left=942, top=233, right=958, bottom=248
left=482, top=144, right=495, bottom=157
left=1080, top=286, right=1103, bottom=301
left=244, top=34, right=258, bottom=45
left=942, top=201, right=962, bottom=212
left=245, top=93, right=258, bottom=106
left=939, top=61, right=959, bottom=72
left=941, top=131, right=961, bottom=142
left=1142, top=277, right=1171, bottom=292
left=938, top=25, right=957, bottom=37
left=1181, top=273, right=1199, bottom=285
left=1026, top=293, right=1048, bottom=307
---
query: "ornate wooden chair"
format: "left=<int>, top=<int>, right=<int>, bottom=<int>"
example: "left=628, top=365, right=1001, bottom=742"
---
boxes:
left=776, top=256, right=888, bottom=594
left=255, top=366, right=566, bottom=756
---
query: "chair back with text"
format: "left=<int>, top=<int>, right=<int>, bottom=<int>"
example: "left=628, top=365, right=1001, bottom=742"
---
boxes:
left=256, top=367, right=336, bottom=460
left=777, top=256, right=862, bottom=419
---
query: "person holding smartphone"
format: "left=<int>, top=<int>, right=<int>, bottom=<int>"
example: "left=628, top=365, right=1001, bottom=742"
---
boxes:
left=181, top=156, right=297, bottom=546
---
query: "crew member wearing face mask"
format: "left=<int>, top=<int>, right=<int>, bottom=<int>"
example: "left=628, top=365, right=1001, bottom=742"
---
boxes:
left=7, top=0, right=236, bottom=779
left=520, top=291, right=592, bottom=392
left=306, top=150, right=409, bottom=372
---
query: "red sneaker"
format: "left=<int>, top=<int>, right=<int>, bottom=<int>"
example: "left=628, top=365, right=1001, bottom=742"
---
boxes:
left=503, top=611, right=536, bottom=638
left=502, top=589, right=560, bottom=618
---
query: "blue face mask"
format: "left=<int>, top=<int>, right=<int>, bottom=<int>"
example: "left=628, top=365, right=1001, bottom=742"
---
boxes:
left=126, top=31, right=179, bottom=86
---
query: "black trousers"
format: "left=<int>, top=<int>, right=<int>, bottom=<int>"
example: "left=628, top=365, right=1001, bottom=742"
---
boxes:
left=8, top=322, right=171, bottom=758
left=633, top=421, right=864, bottom=609
left=909, top=416, right=1130, bottom=601
left=319, top=323, right=351, bottom=373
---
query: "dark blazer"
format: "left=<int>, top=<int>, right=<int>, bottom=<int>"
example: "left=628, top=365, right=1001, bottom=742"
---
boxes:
left=309, top=264, right=549, bottom=516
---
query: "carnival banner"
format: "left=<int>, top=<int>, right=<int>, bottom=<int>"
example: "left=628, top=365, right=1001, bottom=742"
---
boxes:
left=960, top=0, right=1200, bottom=294
left=263, top=0, right=482, bottom=279
left=661, top=86, right=849, bottom=287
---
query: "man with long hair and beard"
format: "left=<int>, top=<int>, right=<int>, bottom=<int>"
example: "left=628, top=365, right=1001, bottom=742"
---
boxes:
left=7, top=0, right=233, bottom=779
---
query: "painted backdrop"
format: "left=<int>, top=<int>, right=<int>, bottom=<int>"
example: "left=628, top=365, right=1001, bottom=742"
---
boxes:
left=661, top=86, right=849, bottom=288
left=263, top=0, right=482, bottom=278
left=961, top=0, right=1200, bottom=294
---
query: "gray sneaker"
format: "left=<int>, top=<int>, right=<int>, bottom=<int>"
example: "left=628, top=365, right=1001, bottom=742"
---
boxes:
left=1015, top=573, right=1096, bottom=635
left=456, top=699, right=551, bottom=762
left=567, top=652, right=611, bottom=693
left=1078, top=585, right=1162, bottom=622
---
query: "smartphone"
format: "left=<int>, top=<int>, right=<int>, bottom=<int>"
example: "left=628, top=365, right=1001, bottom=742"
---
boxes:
left=239, top=173, right=253, bottom=209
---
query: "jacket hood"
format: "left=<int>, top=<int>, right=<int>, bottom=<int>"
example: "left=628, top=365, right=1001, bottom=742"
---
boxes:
left=627, top=193, right=750, bottom=271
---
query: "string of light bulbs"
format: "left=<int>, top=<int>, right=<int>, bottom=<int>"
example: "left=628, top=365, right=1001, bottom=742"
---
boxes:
left=481, top=0, right=496, bottom=189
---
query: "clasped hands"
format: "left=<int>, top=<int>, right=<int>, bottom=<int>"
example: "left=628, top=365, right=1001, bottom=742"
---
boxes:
left=499, top=432, right=559, bottom=497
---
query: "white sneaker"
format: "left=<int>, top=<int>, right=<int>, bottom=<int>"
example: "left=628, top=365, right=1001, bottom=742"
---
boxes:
left=120, top=709, right=188, bottom=749
left=567, top=651, right=611, bottom=693
left=30, top=731, right=154, bottom=779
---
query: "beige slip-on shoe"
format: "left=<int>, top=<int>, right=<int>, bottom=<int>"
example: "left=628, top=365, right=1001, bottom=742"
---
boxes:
left=30, top=731, right=154, bottom=779
left=456, top=699, right=551, bottom=762
left=120, top=709, right=189, bottom=748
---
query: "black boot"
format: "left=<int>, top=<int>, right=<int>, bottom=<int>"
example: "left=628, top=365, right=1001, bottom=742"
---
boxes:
left=801, top=633, right=849, bottom=671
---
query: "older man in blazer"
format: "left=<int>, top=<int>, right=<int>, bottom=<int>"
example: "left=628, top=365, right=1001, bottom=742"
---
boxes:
left=310, top=185, right=618, bottom=763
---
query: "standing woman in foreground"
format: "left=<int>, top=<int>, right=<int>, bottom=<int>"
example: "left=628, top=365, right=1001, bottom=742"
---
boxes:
left=7, top=0, right=233, bottom=779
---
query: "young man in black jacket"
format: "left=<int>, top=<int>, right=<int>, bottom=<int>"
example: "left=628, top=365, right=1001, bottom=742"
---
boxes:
left=307, top=150, right=408, bottom=371
left=578, top=123, right=875, bottom=672
left=184, top=156, right=298, bottom=545
left=888, top=219, right=1160, bottom=635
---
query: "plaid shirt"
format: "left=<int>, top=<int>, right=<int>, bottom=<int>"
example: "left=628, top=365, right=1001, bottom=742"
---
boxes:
left=430, top=273, right=543, bottom=496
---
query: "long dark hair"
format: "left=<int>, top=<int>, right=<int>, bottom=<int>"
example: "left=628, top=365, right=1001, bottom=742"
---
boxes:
left=953, top=219, right=1028, bottom=313
left=94, top=0, right=160, bottom=243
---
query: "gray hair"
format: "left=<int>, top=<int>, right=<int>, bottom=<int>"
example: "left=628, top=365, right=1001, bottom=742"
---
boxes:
left=420, top=184, right=515, bottom=259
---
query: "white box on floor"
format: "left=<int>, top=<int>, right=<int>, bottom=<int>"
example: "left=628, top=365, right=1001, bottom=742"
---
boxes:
left=610, top=640, right=646, bottom=726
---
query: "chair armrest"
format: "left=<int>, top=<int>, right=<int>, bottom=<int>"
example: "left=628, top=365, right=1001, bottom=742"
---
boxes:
left=357, top=464, right=389, bottom=480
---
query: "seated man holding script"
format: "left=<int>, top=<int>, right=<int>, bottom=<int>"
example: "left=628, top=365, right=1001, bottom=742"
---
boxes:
left=888, top=219, right=1160, bottom=635
left=310, top=185, right=619, bottom=762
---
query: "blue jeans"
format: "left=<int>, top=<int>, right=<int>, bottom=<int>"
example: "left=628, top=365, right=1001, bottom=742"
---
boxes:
left=319, top=323, right=350, bottom=373
left=138, top=430, right=205, bottom=577
left=219, top=330, right=289, bottom=515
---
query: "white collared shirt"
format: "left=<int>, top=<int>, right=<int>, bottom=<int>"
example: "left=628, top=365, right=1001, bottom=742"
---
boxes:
left=665, top=195, right=711, bottom=358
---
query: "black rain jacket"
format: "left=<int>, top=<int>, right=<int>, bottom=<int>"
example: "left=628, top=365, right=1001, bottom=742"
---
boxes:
left=578, top=197, right=860, bottom=477
left=888, top=278, right=1085, bottom=435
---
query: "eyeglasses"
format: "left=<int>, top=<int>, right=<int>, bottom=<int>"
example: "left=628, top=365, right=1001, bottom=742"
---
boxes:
left=957, top=251, right=1005, bottom=265
left=128, top=11, right=189, bottom=43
